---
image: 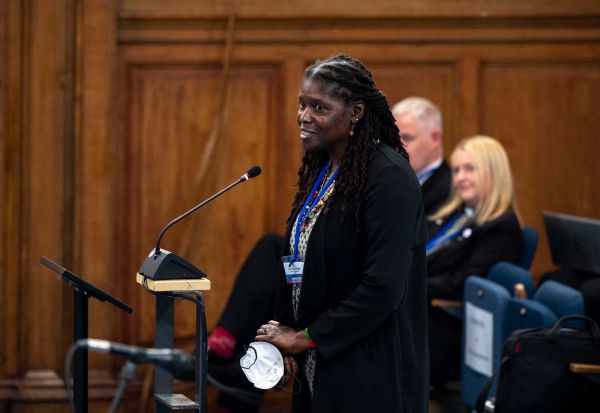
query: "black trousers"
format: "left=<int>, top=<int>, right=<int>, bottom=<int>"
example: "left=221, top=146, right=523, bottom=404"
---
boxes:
left=214, top=233, right=284, bottom=412
left=217, top=233, right=284, bottom=351
left=428, top=307, right=462, bottom=387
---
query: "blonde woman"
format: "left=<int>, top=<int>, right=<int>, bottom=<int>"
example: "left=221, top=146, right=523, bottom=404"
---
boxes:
left=427, top=135, right=522, bottom=387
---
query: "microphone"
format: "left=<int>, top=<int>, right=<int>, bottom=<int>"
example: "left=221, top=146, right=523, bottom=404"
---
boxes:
left=138, top=165, right=262, bottom=280
left=78, top=339, right=195, bottom=381
left=242, top=165, right=261, bottom=181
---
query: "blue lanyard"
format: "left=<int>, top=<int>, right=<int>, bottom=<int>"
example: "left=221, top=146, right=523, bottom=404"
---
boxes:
left=426, top=212, right=464, bottom=252
left=291, top=161, right=339, bottom=262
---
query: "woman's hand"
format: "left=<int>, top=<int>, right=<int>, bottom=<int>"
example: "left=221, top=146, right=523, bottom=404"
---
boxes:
left=255, top=320, right=310, bottom=355
left=279, top=355, right=298, bottom=386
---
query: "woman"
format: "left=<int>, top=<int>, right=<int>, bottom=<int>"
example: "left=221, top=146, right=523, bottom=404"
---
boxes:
left=426, top=135, right=523, bottom=386
left=256, top=54, right=429, bottom=413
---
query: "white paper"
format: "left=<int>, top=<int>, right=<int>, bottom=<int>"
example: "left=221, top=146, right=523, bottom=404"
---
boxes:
left=465, top=302, right=493, bottom=377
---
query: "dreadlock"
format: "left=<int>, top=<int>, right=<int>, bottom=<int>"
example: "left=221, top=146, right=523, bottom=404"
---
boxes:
left=291, top=54, right=409, bottom=227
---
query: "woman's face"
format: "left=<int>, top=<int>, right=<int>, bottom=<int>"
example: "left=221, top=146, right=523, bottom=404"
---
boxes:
left=451, top=148, right=486, bottom=208
left=297, top=78, right=355, bottom=160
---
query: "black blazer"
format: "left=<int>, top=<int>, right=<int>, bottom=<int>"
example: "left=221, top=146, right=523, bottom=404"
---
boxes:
left=426, top=208, right=522, bottom=300
left=274, top=143, right=429, bottom=413
left=421, top=160, right=451, bottom=216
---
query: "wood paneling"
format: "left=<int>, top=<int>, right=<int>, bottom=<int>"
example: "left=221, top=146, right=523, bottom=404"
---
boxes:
left=2, top=1, right=600, bottom=412
left=369, top=63, right=456, bottom=145
left=21, top=0, right=69, bottom=374
left=0, top=0, right=11, bottom=381
left=119, top=0, right=600, bottom=19
left=1, top=0, right=25, bottom=404
left=73, top=0, right=119, bottom=372
left=481, top=62, right=600, bottom=274
left=118, top=62, right=285, bottom=342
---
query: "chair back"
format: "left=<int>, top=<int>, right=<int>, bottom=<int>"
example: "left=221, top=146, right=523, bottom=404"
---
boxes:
left=515, top=225, right=539, bottom=270
left=504, top=298, right=558, bottom=338
left=534, top=280, right=585, bottom=319
left=461, top=276, right=511, bottom=409
left=461, top=276, right=565, bottom=409
left=488, top=261, right=535, bottom=299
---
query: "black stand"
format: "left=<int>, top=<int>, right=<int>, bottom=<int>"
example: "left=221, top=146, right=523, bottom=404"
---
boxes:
left=138, top=275, right=210, bottom=412
left=41, top=257, right=133, bottom=413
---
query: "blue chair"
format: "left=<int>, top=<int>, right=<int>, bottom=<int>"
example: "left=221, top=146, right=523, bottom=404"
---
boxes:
left=515, top=225, right=539, bottom=270
left=503, top=297, right=557, bottom=338
left=461, top=276, right=511, bottom=409
left=460, top=275, right=560, bottom=410
left=534, top=280, right=585, bottom=318
left=488, top=261, right=535, bottom=298
left=434, top=261, right=536, bottom=320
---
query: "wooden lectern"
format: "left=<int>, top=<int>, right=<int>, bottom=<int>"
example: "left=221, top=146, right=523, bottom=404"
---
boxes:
left=137, top=273, right=211, bottom=412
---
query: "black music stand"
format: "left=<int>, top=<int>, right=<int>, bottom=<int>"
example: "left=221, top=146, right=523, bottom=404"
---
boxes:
left=40, top=257, right=133, bottom=413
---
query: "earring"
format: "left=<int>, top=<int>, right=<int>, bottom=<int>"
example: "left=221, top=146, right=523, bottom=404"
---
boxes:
left=349, top=119, right=358, bottom=137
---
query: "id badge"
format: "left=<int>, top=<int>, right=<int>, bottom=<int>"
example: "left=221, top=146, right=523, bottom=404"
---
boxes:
left=282, top=255, right=304, bottom=284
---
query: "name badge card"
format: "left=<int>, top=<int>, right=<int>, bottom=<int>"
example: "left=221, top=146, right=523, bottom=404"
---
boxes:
left=282, top=255, right=304, bottom=284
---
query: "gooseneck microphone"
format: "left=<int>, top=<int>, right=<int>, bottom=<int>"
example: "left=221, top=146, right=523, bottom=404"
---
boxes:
left=154, top=165, right=262, bottom=256
left=138, top=165, right=262, bottom=280
left=78, top=339, right=196, bottom=381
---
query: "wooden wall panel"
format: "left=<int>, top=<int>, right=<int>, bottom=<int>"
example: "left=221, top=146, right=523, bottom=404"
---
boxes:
left=119, top=62, right=285, bottom=343
left=481, top=62, right=600, bottom=274
left=119, top=0, right=600, bottom=19
left=21, top=0, right=70, bottom=374
left=74, top=0, right=119, bottom=374
left=369, top=63, right=457, bottom=144
left=1, top=0, right=24, bottom=406
left=0, top=0, right=11, bottom=379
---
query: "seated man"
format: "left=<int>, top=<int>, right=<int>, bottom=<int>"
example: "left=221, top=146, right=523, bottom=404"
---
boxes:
left=392, top=96, right=450, bottom=216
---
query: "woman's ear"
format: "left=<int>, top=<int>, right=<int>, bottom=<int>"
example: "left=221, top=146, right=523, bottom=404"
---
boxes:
left=351, top=101, right=365, bottom=122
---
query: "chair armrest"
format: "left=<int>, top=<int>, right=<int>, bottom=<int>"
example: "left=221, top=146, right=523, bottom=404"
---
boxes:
left=430, top=298, right=463, bottom=308
left=570, top=363, right=600, bottom=374
left=514, top=283, right=527, bottom=299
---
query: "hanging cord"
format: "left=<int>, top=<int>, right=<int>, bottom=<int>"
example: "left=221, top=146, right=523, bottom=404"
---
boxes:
left=64, top=344, right=79, bottom=413
left=179, top=10, right=237, bottom=257
left=107, top=361, right=138, bottom=413
left=65, top=343, right=139, bottom=413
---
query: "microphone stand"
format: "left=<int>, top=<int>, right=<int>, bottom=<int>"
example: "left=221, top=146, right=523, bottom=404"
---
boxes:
left=153, top=174, right=252, bottom=257
left=139, top=166, right=261, bottom=281
left=107, top=360, right=138, bottom=413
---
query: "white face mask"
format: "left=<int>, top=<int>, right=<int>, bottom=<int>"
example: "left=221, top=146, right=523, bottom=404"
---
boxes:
left=240, top=342, right=284, bottom=389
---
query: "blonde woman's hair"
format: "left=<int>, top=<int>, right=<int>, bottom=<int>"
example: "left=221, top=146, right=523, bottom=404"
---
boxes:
left=430, top=135, right=521, bottom=225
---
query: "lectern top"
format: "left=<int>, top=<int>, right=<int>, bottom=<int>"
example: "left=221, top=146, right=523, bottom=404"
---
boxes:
left=136, top=273, right=211, bottom=292
left=40, top=257, right=133, bottom=314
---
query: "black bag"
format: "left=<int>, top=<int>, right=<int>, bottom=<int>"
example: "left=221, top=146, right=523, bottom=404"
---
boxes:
left=477, top=315, right=600, bottom=413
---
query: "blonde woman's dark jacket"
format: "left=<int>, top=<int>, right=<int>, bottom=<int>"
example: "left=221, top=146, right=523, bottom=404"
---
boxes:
left=426, top=208, right=522, bottom=300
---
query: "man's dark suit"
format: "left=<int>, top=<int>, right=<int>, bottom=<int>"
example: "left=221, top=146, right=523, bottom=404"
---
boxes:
left=427, top=208, right=522, bottom=300
left=421, top=160, right=451, bottom=216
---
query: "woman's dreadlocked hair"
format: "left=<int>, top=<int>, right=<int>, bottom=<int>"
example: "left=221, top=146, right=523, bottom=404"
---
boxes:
left=291, top=54, right=409, bottom=225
